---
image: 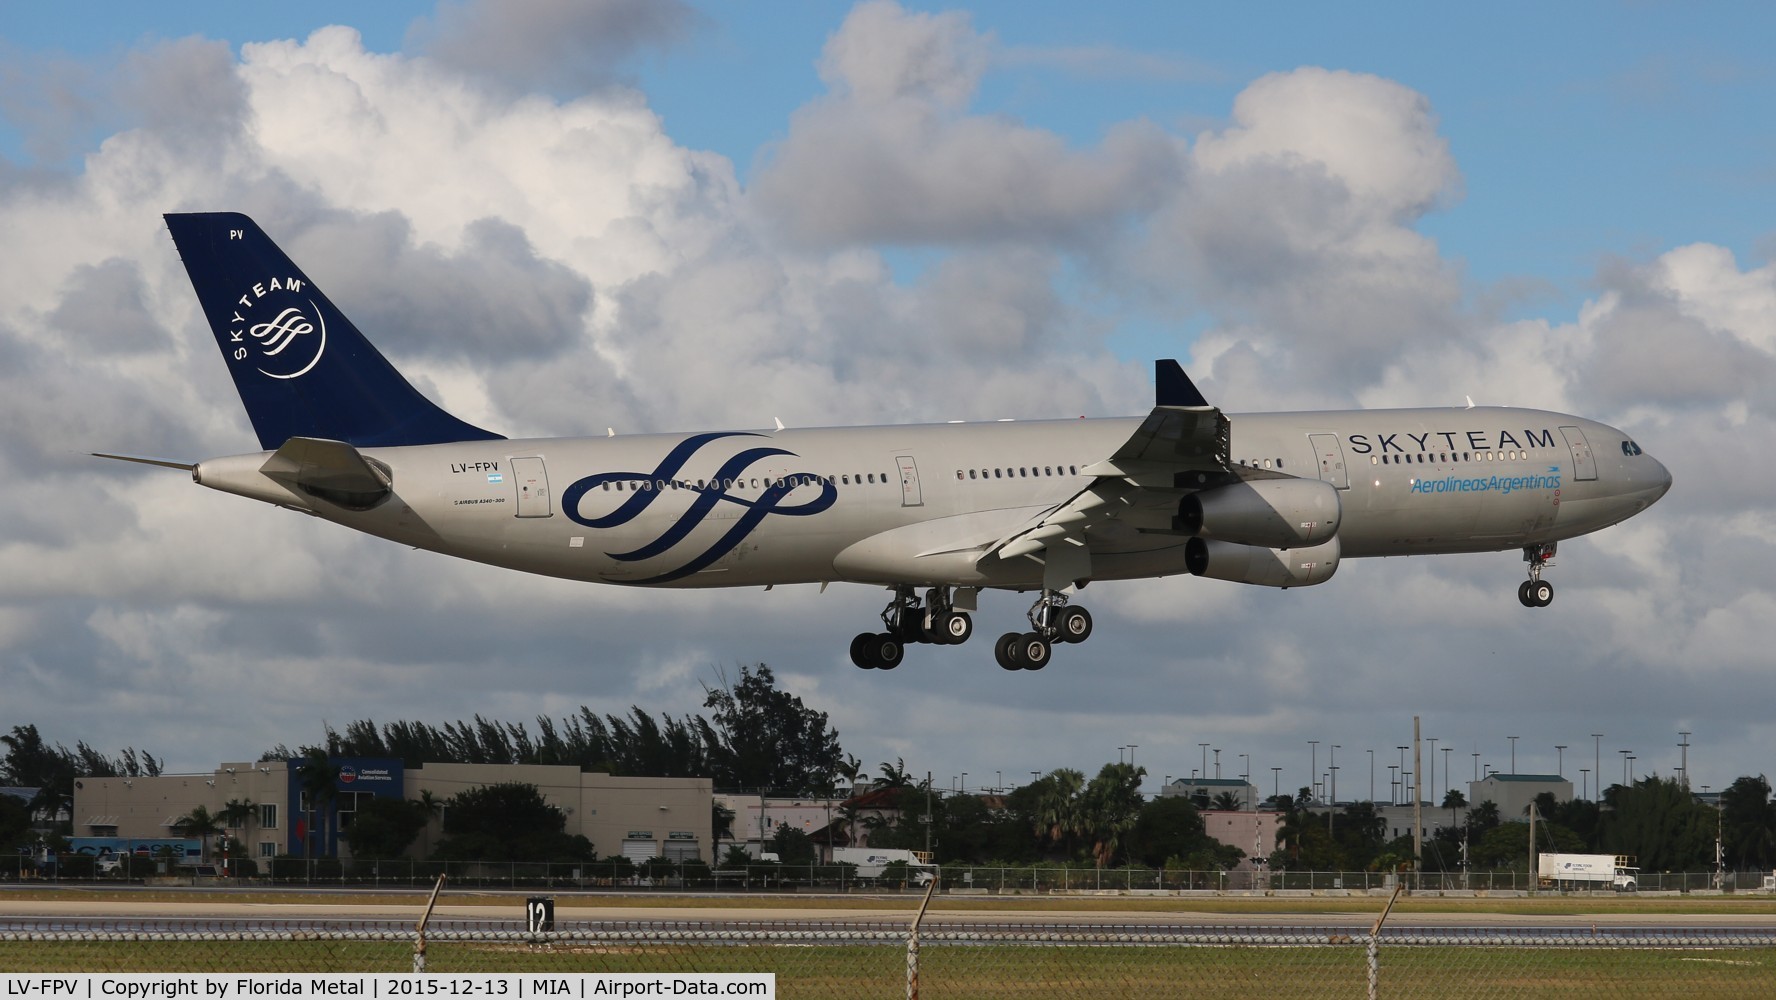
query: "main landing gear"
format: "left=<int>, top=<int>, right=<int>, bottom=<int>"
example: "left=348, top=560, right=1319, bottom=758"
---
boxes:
left=993, top=592, right=1093, bottom=672
left=1518, top=542, right=1556, bottom=608
left=847, top=586, right=1095, bottom=670
left=850, top=586, right=974, bottom=669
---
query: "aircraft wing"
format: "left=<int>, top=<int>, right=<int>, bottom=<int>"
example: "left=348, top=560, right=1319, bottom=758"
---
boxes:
left=979, top=360, right=1231, bottom=591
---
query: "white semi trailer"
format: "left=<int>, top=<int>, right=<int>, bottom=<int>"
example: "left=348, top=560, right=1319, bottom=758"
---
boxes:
left=1537, top=853, right=1638, bottom=891
left=832, top=847, right=936, bottom=882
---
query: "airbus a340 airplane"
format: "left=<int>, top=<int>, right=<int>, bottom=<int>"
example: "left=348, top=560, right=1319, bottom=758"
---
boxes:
left=105, top=213, right=1672, bottom=671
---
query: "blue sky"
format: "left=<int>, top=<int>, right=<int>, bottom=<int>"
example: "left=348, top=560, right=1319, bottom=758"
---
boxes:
left=0, top=1, right=1772, bottom=796
left=7, top=2, right=1771, bottom=313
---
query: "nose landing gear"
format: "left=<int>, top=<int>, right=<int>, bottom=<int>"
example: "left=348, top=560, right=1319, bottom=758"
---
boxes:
left=1519, top=543, right=1556, bottom=608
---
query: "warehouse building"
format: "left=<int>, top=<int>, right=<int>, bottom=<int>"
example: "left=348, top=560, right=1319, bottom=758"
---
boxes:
left=71, top=757, right=712, bottom=864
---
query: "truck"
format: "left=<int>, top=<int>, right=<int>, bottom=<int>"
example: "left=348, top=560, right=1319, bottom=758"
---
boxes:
left=831, top=847, right=937, bottom=883
left=1538, top=853, right=1638, bottom=891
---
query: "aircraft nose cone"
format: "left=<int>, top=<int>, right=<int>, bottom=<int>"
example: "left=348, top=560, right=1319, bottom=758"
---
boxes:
left=1646, top=455, right=1673, bottom=503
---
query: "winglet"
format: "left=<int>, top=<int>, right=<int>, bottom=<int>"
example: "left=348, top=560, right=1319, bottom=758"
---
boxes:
left=1155, top=359, right=1210, bottom=408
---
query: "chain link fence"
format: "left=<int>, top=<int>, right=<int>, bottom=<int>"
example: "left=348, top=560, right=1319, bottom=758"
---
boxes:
left=17, top=858, right=1776, bottom=893
left=4, top=918, right=1775, bottom=997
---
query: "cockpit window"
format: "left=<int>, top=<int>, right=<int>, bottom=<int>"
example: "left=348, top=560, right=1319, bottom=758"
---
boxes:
left=1622, top=440, right=1643, bottom=456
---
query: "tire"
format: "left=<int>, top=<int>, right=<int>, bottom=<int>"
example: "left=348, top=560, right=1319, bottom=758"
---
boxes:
left=849, top=632, right=878, bottom=669
left=1517, top=581, right=1535, bottom=608
left=939, top=611, right=973, bottom=645
left=995, top=632, right=1024, bottom=671
left=1530, top=581, right=1554, bottom=607
left=874, top=633, right=904, bottom=669
left=1018, top=633, right=1051, bottom=670
left=1055, top=606, right=1093, bottom=644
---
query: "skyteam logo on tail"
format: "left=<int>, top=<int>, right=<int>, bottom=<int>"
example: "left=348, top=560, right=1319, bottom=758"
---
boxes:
left=227, top=276, right=327, bottom=380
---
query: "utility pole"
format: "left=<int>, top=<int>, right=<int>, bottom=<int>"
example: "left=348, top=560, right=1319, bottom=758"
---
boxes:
left=1678, top=731, right=1691, bottom=791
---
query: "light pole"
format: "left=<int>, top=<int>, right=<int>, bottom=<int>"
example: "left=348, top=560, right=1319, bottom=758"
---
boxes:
left=1441, top=748, right=1453, bottom=804
left=1201, top=744, right=1211, bottom=787
left=1555, top=745, right=1566, bottom=778
left=1239, top=753, right=1250, bottom=810
left=1390, top=765, right=1399, bottom=805
left=1581, top=768, right=1589, bottom=800
left=1128, top=745, right=1138, bottom=770
left=1508, top=736, right=1518, bottom=775
left=1627, top=756, right=1636, bottom=783
left=1428, top=738, right=1437, bottom=805
left=1397, top=747, right=1409, bottom=801
left=1271, top=767, right=1282, bottom=804
left=1309, top=742, right=1319, bottom=802
left=1213, top=748, right=1221, bottom=780
left=1368, top=749, right=1375, bottom=804
left=1592, top=735, right=1603, bottom=800
left=1472, top=752, right=1480, bottom=782
left=1619, top=750, right=1632, bottom=788
left=1678, top=732, right=1690, bottom=790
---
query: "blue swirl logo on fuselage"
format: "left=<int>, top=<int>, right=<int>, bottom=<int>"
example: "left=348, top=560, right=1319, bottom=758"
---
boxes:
left=562, top=432, right=837, bottom=584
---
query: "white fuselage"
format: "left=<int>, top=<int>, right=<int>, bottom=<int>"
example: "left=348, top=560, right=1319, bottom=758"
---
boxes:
left=194, top=406, right=1671, bottom=594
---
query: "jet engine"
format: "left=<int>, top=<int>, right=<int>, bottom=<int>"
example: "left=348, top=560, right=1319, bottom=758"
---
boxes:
left=1184, top=536, right=1341, bottom=588
left=1175, top=478, right=1340, bottom=548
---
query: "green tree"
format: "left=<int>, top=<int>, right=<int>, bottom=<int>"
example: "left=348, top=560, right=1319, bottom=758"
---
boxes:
left=342, top=797, right=428, bottom=859
left=1079, top=762, right=1146, bottom=868
left=769, top=824, right=817, bottom=864
left=0, top=794, right=31, bottom=854
left=699, top=664, right=844, bottom=793
left=1127, top=796, right=1207, bottom=868
left=1719, top=775, right=1776, bottom=869
left=432, top=782, right=594, bottom=862
left=295, top=750, right=341, bottom=858
left=1599, top=777, right=1714, bottom=871
left=1030, top=769, right=1085, bottom=860
left=171, top=805, right=225, bottom=863
left=1210, top=791, right=1243, bottom=811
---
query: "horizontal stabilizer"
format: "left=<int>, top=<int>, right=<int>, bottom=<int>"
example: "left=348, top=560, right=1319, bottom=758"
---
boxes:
left=259, top=437, right=392, bottom=511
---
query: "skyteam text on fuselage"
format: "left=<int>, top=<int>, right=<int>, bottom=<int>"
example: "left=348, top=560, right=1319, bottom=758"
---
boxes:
left=105, top=213, right=1672, bottom=671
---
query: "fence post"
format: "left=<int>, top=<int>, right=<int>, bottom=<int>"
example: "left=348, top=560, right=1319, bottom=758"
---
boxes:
left=1367, top=882, right=1404, bottom=1000
left=413, top=873, right=447, bottom=973
left=906, top=872, right=939, bottom=1000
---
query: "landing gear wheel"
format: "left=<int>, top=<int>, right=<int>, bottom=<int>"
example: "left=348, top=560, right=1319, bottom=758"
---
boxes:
left=1517, top=581, right=1535, bottom=608
left=1055, top=606, right=1093, bottom=644
left=1528, top=580, right=1554, bottom=607
left=872, top=633, right=904, bottom=669
left=1016, top=633, right=1051, bottom=670
left=936, top=611, right=973, bottom=645
left=850, top=632, right=878, bottom=668
left=995, top=632, right=1024, bottom=671
left=851, top=632, right=903, bottom=669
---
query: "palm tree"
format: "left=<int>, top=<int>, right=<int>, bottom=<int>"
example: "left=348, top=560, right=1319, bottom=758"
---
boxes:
left=878, top=758, right=913, bottom=789
left=1033, top=769, right=1085, bottom=858
left=219, top=798, right=256, bottom=872
left=1442, top=789, right=1468, bottom=828
left=412, top=789, right=444, bottom=857
left=295, top=750, right=341, bottom=863
left=172, top=805, right=225, bottom=864
left=1211, top=791, right=1243, bottom=812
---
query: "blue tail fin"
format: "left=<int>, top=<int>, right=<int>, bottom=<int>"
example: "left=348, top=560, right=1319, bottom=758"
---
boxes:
left=164, top=212, right=504, bottom=449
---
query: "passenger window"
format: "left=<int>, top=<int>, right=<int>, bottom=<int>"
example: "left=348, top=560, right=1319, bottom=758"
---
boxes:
left=1045, top=466, right=1053, bottom=476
